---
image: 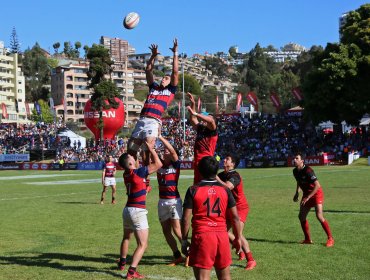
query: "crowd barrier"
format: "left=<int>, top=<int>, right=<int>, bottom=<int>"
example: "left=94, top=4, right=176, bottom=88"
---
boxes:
left=0, top=153, right=340, bottom=171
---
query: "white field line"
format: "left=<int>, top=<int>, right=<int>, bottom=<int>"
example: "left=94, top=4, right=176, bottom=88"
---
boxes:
left=0, top=174, right=84, bottom=180
left=0, top=191, right=98, bottom=201
left=256, top=168, right=366, bottom=179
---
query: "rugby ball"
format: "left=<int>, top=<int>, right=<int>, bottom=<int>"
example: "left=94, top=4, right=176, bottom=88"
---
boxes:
left=123, top=12, right=140, bottom=29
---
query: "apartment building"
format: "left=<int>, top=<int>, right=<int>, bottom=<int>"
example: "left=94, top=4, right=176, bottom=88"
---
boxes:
left=51, top=63, right=90, bottom=125
left=100, top=36, right=135, bottom=62
left=51, top=60, right=142, bottom=127
left=0, top=41, right=27, bottom=123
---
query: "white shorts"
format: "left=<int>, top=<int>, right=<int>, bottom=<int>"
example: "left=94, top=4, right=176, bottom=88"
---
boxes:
left=157, top=198, right=183, bottom=222
left=104, top=177, right=116, bottom=187
left=123, top=207, right=149, bottom=231
left=131, top=117, right=161, bottom=139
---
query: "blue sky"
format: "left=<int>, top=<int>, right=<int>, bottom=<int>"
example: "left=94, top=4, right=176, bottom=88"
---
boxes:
left=0, top=0, right=367, bottom=56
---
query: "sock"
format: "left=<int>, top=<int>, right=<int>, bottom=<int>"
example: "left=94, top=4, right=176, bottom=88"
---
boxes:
left=128, top=266, right=136, bottom=274
left=246, top=252, right=254, bottom=262
left=174, top=250, right=182, bottom=259
left=119, top=257, right=126, bottom=264
left=320, top=220, right=332, bottom=239
left=300, top=220, right=311, bottom=241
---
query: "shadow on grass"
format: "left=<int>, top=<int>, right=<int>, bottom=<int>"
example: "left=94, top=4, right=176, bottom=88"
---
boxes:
left=104, top=253, right=174, bottom=266
left=57, top=201, right=100, bottom=205
left=0, top=253, right=122, bottom=277
left=325, top=209, right=370, bottom=214
left=248, top=237, right=298, bottom=244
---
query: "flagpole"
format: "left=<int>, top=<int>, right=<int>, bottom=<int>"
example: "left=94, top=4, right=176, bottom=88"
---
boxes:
left=181, top=57, right=186, bottom=143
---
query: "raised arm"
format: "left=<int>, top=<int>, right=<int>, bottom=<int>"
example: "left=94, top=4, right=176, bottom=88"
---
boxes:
left=186, top=92, right=198, bottom=128
left=145, top=141, right=163, bottom=174
left=169, top=38, right=178, bottom=86
left=159, top=135, right=178, bottom=162
left=146, top=44, right=159, bottom=86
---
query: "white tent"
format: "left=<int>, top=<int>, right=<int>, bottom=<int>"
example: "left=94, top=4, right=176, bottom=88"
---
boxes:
left=58, top=129, right=86, bottom=148
left=360, top=114, right=370, bottom=126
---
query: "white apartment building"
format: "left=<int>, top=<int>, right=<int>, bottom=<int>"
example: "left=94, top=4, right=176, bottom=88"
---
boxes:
left=0, top=41, right=27, bottom=123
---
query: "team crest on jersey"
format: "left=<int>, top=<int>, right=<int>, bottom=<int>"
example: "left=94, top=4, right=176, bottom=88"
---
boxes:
left=208, top=188, right=216, bottom=195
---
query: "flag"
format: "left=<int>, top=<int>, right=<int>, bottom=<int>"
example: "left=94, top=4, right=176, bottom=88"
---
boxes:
left=216, top=95, right=219, bottom=114
left=1, top=103, right=8, bottom=119
left=236, top=93, right=242, bottom=111
left=62, top=97, right=67, bottom=116
left=197, top=96, right=201, bottom=113
left=49, top=97, right=55, bottom=116
left=270, top=92, right=281, bottom=110
left=292, top=87, right=303, bottom=101
left=246, top=91, right=258, bottom=111
left=34, top=101, right=41, bottom=115
left=25, top=102, right=30, bottom=117
left=15, top=100, right=19, bottom=113
left=178, top=101, right=181, bottom=118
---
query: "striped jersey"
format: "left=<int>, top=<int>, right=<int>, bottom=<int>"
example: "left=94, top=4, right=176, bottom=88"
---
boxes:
left=103, top=162, right=116, bottom=178
left=157, top=160, right=181, bottom=199
left=183, top=180, right=236, bottom=233
left=123, top=166, right=149, bottom=209
left=140, top=82, right=177, bottom=120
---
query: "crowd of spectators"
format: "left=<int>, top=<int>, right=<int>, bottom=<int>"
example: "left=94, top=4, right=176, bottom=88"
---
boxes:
left=1, top=113, right=369, bottom=164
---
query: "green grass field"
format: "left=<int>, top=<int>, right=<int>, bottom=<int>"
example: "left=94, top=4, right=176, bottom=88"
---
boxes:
left=1, top=159, right=370, bottom=280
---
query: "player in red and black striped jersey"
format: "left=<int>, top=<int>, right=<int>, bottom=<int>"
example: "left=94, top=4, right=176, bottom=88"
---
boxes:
left=156, top=136, right=185, bottom=266
left=127, top=39, right=178, bottom=197
left=293, top=153, right=334, bottom=247
left=217, top=154, right=257, bottom=270
left=186, top=92, right=218, bottom=184
left=117, top=142, right=162, bottom=278
left=100, top=155, right=117, bottom=204
left=181, top=156, right=242, bottom=280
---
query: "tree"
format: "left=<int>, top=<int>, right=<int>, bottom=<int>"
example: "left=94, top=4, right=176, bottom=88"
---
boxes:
left=229, top=46, right=237, bottom=59
left=302, top=4, right=370, bottom=125
left=86, top=44, right=120, bottom=139
left=22, top=43, right=51, bottom=102
left=52, top=42, right=60, bottom=54
left=9, top=27, right=20, bottom=54
left=30, top=99, right=55, bottom=123
left=176, top=73, right=202, bottom=101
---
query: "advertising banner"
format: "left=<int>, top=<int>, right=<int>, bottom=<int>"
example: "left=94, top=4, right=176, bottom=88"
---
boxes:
left=0, top=154, right=30, bottom=162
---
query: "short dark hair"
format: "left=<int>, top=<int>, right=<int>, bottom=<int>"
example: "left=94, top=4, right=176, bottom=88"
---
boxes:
left=295, top=152, right=305, bottom=160
left=225, top=153, right=240, bottom=168
left=118, top=153, right=130, bottom=169
left=199, top=156, right=219, bottom=179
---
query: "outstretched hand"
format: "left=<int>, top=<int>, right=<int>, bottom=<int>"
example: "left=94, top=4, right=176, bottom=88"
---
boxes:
left=186, top=92, right=195, bottom=105
left=169, top=38, right=178, bottom=53
left=149, top=44, right=159, bottom=56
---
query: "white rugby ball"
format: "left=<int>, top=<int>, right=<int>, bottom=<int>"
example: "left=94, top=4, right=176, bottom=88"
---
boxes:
left=123, top=12, right=140, bottom=29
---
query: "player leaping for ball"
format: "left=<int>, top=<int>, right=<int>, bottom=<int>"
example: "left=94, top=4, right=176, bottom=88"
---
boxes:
left=127, top=39, right=178, bottom=191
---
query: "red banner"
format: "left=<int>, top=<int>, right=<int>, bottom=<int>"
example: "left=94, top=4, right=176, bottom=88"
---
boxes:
left=236, top=93, right=242, bottom=111
left=1, top=103, right=8, bottom=119
left=25, top=102, right=30, bottom=117
left=292, top=87, right=303, bottom=101
left=178, top=101, right=181, bottom=118
left=270, top=92, right=281, bottom=109
left=197, top=97, right=201, bottom=113
left=246, top=91, right=258, bottom=111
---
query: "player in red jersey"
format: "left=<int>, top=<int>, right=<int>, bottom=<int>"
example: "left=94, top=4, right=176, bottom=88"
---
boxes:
left=292, top=153, right=334, bottom=247
left=156, top=135, right=185, bottom=266
left=100, top=155, right=117, bottom=204
left=186, top=92, right=218, bottom=184
left=217, top=154, right=257, bottom=270
left=117, top=142, right=162, bottom=279
left=181, top=156, right=242, bottom=280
